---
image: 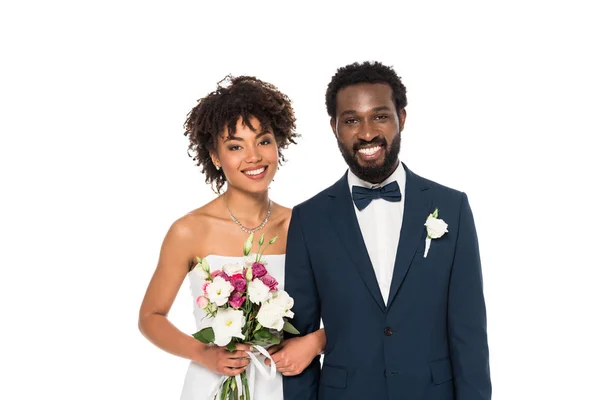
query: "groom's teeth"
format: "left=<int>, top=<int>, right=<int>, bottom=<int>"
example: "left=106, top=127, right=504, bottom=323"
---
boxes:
left=244, top=167, right=265, bottom=176
left=358, top=146, right=382, bottom=155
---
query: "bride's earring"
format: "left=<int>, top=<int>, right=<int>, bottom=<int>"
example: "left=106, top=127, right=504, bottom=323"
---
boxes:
left=215, top=165, right=221, bottom=171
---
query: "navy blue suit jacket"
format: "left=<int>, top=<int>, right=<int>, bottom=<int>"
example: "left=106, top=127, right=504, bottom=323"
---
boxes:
left=283, top=164, right=491, bottom=400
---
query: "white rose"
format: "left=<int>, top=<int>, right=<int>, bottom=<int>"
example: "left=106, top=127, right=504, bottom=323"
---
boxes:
left=256, top=301, right=285, bottom=331
left=247, top=279, right=270, bottom=304
left=425, top=216, right=448, bottom=239
left=205, top=276, right=234, bottom=306
left=212, top=308, right=245, bottom=346
left=269, top=290, right=294, bottom=318
left=222, top=263, right=243, bottom=276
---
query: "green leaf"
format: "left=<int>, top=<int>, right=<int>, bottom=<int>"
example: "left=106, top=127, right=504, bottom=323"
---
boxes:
left=258, top=233, right=265, bottom=246
left=192, top=327, right=215, bottom=343
left=282, top=320, right=300, bottom=335
left=251, top=328, right=281, bottom=346
left=432, top=208, right=439, bottom=218
left=196, top=256, right=202, bottom=263
left=268, top=236, right=278, bottom=245
left=226, top=341, right=237, bottom=352
left=252, top=328, right=271, bottom=340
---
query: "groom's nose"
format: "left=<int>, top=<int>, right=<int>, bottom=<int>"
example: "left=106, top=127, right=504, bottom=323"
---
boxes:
left=357, top=120, right=378, bottom=141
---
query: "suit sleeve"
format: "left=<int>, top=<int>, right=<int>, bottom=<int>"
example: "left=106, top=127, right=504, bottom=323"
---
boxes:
left=448, top=193, right=492, bottom=400
left=282, top=206, right=321, bottom=400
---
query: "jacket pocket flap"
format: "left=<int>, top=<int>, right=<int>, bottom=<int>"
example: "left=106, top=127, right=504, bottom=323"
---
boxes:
left=321, top=364, right=347, bottom=389
left=430, top=358, right=453, bottom=385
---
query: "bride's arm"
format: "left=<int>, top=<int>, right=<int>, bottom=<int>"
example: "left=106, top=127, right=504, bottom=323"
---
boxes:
left=138, top=219, right=250, bottom=376
left=266, top=328, right=326, bottom=376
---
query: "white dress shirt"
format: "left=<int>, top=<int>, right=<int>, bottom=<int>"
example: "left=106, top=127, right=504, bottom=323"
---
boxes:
left=347, top=162, right=406, bottom=305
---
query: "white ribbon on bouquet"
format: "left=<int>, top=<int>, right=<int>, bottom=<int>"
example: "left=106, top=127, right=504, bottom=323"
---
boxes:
left=209, top=344, right=277, bottom=400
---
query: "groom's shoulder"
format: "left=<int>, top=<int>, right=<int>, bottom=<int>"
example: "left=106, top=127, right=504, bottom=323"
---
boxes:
left=411, top=169, right=463, bottom=196
left=408, top=167, right=467, bottom=208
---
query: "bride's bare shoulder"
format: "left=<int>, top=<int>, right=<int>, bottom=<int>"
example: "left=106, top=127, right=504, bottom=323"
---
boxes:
left=167, top=198, right=224, bottom=244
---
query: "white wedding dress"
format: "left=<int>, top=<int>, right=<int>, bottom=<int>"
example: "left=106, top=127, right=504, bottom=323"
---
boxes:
left=180, top=254, right=285, bottom=400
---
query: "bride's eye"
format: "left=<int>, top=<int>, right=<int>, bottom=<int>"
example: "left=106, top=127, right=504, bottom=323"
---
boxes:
left=228, top=145, right=242, bottom=151
left=259, top=139, right=272, bottom=145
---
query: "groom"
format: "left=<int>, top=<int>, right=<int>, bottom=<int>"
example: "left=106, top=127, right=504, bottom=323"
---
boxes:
left=283, top=62, right=491, bottom=400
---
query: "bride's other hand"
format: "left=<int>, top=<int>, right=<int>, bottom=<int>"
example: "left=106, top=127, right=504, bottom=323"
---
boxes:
left=266, top=329, right=326, bottom=376
left=198, top=343, right=252, bottom=376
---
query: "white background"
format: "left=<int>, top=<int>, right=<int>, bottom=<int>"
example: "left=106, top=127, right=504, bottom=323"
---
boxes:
left=1, top=1, right=599, bottom=399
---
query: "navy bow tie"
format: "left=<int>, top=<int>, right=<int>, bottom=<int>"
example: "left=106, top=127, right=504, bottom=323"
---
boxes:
left=351, top=181, right=402, bottom=211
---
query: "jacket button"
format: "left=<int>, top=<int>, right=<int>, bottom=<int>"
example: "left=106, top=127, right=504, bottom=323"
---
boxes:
left=384, top=327, right=393, bottom=336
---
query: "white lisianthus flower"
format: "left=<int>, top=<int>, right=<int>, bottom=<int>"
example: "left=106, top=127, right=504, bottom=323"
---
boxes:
left=270, top=290, right=295, bottom=318
left=212, top=308, right=245, bottom=346
left=247, top=279, right=270, bottom=304
left=222, top=263, right=243, bottom=276
left=257, top=301, right=286, bottom=331
left=205, top=276, right=234, bottom=306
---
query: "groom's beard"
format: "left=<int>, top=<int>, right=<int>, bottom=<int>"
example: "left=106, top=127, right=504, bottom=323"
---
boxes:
left=337, top=134, right=401, bottom=184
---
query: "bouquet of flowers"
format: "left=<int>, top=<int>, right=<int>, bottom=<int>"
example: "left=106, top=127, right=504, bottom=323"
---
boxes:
left=191, top=232, right=299, bottom=400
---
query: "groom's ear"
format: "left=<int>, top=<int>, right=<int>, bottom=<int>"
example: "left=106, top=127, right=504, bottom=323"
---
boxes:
left=399, top=109, right=407, bottom=132
left=330, top=118, right=338, bottom=137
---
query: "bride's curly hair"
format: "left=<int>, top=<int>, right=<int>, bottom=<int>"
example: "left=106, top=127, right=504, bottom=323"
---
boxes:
left=184, top=75, right=298, bottom=193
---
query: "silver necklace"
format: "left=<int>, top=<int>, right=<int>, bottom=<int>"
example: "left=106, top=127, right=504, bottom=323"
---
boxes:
left=227, top=200, right=272, bottom=233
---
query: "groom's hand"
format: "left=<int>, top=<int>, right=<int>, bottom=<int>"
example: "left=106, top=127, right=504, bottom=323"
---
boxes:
left=265, top=335, right=320, bottom=376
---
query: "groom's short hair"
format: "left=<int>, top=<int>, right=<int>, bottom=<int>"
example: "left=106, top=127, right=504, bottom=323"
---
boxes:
left=325, top=61, right=408, bottom=118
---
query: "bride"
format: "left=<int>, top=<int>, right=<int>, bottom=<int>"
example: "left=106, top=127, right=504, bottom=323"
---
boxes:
left=138, top=75, right=326, bottom=399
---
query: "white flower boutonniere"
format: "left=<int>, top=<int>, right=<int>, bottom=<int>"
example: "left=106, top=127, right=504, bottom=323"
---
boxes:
left=423, top=208, right=448, bottom=258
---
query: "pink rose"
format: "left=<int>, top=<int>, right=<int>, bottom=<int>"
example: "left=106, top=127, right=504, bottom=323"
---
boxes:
left=196, top=295, right=209, bottom=309
left=229, top=292, right=246, bottom=309
left=260, top=274, right=278, bottom=291
left=252, top=262, right=267, bottom=278
left=230, top=274, right=247, bottom=292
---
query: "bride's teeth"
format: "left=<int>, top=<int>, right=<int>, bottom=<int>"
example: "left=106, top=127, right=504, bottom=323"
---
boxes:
left=245, top=167, right=265, bottom=176
left=358, top=146, right=381, bottom=155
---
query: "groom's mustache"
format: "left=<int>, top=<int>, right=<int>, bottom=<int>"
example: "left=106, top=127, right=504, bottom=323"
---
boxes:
left=353, top=138, right=387, bottom=153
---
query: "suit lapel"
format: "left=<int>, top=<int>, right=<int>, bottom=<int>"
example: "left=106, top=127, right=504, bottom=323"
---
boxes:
left=386, top=165, right=432, bottom=308
left=328, top=173, right=386, bottom=312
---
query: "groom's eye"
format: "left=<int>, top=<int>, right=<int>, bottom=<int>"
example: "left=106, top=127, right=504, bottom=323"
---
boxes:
left=345, top=118, right=358, bottom=125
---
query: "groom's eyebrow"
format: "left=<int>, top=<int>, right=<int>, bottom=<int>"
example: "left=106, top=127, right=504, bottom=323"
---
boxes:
left=339, top=109, right=357, bottom=117
left=339, top=106, right=392, bottom=117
